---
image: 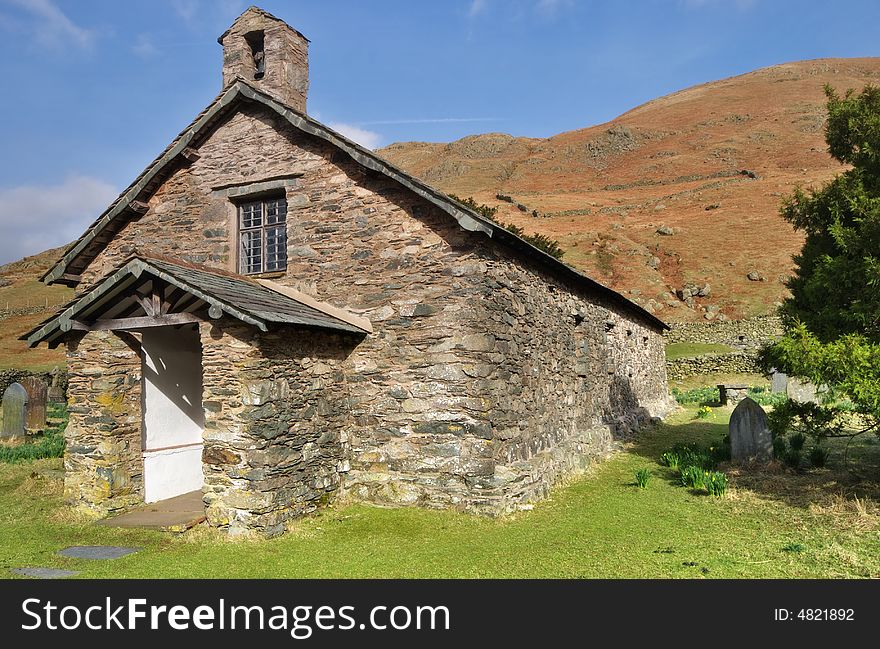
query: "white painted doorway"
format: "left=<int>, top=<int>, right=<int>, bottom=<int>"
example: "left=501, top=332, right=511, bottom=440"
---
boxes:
left=141, top=325, right=205, bottom=503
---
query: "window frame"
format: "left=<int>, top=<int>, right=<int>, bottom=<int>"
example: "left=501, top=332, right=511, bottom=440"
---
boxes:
left=237, top=195, right=288, bottom=275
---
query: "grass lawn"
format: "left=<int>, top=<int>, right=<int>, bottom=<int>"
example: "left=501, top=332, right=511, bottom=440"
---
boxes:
left=665, top=342, right=736, bottom=360
left=2, top=406, right=878, bottom=579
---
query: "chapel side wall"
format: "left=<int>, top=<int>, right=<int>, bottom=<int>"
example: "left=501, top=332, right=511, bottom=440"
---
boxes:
left=64, top=331, right=143, bottom=513
left=374, top=253, right=675, bottom=512
left=199, top=319, right=356, bottom=536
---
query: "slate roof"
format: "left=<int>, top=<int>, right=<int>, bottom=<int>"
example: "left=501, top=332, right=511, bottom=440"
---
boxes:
left=24, top=255, right=371, bottom=348
left=40, top=79, right=668, bottom=332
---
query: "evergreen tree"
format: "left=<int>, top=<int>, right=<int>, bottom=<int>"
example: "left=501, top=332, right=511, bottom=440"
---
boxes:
left=762, top=85, right=880, bottom=440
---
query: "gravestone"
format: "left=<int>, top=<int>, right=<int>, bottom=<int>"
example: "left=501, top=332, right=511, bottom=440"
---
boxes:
left=21, top=376, right=47, bottom=430
left=47, top=366, right=65, bottom=404
left=770, top=370, right=788, bottom=394
left=729, top=397, right=773, bottom=461
left=718, top=384, right=749, bottom=406
left=1, top=383, right=28, bottom=440
left=786, top=377, right=824, bottom=404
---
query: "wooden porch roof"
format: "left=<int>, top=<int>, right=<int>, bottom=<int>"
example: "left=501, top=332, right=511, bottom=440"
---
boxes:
left=22, top=255, right=372, bottom=348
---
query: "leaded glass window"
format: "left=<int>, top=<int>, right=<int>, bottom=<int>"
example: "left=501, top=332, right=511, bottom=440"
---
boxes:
left=239, top=197, right=287, bottom=274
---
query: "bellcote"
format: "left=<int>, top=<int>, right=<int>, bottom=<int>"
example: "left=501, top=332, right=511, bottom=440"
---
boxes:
left=219, top=6, right=310, bottom=113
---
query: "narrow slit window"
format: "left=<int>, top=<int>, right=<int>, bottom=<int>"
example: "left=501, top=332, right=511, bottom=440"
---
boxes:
left=239, top=197, right=287, bottom=274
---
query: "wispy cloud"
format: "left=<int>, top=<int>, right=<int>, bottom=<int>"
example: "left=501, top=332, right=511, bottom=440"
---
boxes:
left=535, top=0, right=574, bottom=16
left=0, top=176, right=118, bottom=265
left=361, top=117, right=502, bottom=125
left=682, top=0, right=757, bottom=10
left=171, top=0, right=200, bottom=22
left=468, top=0, right=489, bottom=17
left=327, top=122, right=383, bottom=150
left=132, top=33, right=159, bottom=59
left=170, top=0, right=246, bottom=24
left=3, top=0, right=94, bottom=49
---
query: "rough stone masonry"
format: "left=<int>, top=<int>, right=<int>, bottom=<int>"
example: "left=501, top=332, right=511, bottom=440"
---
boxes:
left=38, top=6, right=674, bottom=535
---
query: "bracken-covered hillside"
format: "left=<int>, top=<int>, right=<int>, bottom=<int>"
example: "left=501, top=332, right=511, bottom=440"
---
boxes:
left=380, top=57, right=880, bottom=322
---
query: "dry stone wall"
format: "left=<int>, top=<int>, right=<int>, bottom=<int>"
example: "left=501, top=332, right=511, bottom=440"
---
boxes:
left=666, top=352, right=763, bottom=380
left=665, top=315, right=782, bottom=350
left=664, top=315, right=781, bottom=379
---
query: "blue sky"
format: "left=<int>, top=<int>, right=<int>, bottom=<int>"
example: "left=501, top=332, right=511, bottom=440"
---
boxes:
left=0, top=0, right=878, bottom=264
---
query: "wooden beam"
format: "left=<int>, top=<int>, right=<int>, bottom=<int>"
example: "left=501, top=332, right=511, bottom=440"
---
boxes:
left=70, top=313, right=203, bottom=331
left=128, top=200, right=150, bottom=214
left=160, top=283, right=175, bottom=315
left=181, top=147, right=201, bottom=163
left=151, top=279, right=164, bottom=317
left=133, top=293, right=154, bottom=316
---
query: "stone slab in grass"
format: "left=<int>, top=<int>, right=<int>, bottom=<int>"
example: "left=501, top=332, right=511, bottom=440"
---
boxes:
left=11, top=567, right=80, bottom=579
left=57, top=545, right=141, bottom=560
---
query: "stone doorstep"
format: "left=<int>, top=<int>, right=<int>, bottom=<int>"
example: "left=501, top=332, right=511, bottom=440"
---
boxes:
left=96, top=490, right=206, bottom=532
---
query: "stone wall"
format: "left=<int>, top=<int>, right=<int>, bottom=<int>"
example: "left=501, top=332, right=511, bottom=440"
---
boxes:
left=68, top=101, right=672, bottom=530
left=664, top=315, right=781, bottom=379
left=199, top=320, right=358, bottom=536
left=665, top=315, right=782, bottom=350
left=666, top=352, right=762, bottom=380
left=64, top=331, right=143, bottom=513
left=0, top=304, right=62, bottom=320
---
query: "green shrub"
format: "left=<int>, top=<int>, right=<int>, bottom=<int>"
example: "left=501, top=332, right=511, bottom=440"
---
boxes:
left=448, top=194, right=565, bottom=260
left=694, top=405, right=714, bottom=420
left=789, top=432, right=807, bottom=452
left=0, top=430, right=65, bottom=463
left=747, top=387, right=789, bottom=407
left=809, top=445, right=829, bottom=468
left=784, top=449, right=802, bottom=469
left=671, top=386, right=719, bottom=406
left=659, top=451, right=680, bottom=469
left=635, top=468, right=651, bottom=488
left=680, top=465, right=706, bottom=489
left=772, top=435, right=787, bottom=458
left=671, top=443, right=715, bottom=471
left=704, top=471, right=728, bottom=496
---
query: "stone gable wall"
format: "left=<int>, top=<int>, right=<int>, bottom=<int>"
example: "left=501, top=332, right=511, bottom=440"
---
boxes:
left=68, top=103, right=671, bottom=528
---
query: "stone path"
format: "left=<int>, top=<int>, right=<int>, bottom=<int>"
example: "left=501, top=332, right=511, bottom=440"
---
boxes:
left=10, top=567, right=80, bottom=579
left=57, top=545, right=141, bottom=560
left=9, top=545, right=141, bottom=578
